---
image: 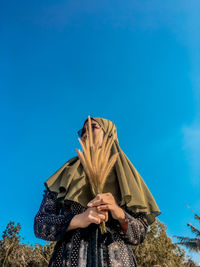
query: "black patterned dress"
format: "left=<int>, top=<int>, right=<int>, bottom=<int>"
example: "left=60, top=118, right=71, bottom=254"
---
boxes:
left=34, top=188, right=149, bottom=267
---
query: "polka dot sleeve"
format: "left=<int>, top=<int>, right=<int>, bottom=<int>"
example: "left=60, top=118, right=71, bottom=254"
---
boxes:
left=109, top=207, right=149, bottom=246
left=120, top=210, right=149, bottom=245
left=34, top=188, right=75, bottom=242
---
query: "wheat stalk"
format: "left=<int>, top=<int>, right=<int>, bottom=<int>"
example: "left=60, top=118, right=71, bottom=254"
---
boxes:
left=76, top=116, right=118, bottom=233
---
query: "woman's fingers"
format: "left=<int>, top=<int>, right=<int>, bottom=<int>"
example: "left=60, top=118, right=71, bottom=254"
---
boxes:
left=88, top=198, right=105, bottom=207
left=87, top=193, right=113, bottom=207
left=89, top=214, right=100, bottom=224
left=87, top=208, right=107, bottom=223
left=88, top=214, right=101, bottom=224
left=88, top=213, right=105, bottom=224
left=104, top=211, right=108, bottom=222
left=94, top=208, right=108, bottom=222
left=97, top=204, right=111, bottom=212
left=97, top=213, right=106, bottom=221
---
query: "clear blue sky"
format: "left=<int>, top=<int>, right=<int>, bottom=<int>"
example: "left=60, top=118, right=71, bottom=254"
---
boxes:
left=1, top=0, right=200, bottom=263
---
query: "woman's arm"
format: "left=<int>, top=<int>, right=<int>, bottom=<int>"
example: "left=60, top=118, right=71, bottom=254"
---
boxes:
left=34, top=188, right=108, bottom=240
left=66, top=207, right=108, bottom=231
left=34, top=189, right=75, bottom=241
left=114, top=208, right=149, bottom=245
left=87, top=193, right=149, bottom=245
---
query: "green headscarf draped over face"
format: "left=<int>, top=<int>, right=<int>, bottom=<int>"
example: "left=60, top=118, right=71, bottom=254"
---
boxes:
left=45, top=117, right=161, bottom=225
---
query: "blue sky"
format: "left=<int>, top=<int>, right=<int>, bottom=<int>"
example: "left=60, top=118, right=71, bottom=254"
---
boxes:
left=1, top=0, right=200, bottom=263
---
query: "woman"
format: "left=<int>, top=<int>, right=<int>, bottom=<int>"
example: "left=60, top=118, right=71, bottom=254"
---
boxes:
left=34, top=117, right=161, bottom=267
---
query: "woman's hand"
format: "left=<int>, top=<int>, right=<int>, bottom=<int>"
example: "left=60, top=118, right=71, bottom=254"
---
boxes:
left=87, top=193, right=127, bottom=232
left=67, top=207, right=108, bottom=231
left=87, top=193, right=125, bottom=222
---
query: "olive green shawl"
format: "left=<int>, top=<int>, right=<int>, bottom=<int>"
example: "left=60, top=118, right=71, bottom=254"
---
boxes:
left=45, top=117, right=161, bottom=225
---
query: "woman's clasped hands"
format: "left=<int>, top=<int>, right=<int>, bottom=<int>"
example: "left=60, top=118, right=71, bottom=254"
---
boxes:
left=67, top=193, right=126, bottom=231
left=87, top=193, right=126, bottom=222
left=75, top=205, right=108, bottom=228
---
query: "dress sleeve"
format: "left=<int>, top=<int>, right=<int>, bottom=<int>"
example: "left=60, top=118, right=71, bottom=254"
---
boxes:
left=34, top=188, right=75, bottom=241
left=109, top=207, right=149, bottom=246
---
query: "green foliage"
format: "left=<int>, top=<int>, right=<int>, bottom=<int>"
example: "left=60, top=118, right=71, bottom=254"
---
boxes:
left=132, top=218, right=186, bottom=267
left=0, top=220, right=197, bottom=266
left=0, top=222, right=22, bottom=266
left=0, top=222, right=55, bottom=266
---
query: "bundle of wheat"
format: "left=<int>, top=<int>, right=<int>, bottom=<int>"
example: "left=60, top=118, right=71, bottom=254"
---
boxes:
left=76, top=116, right=118, bottom=234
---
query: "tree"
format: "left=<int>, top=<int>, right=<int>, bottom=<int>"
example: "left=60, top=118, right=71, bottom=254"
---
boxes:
left=0, top=221, right=55, bottom=266
left=0, top=221, right=22, bottom=266
left=174, top=206, right=200, bottom=253
left=30, top=242, right=55, bottom=266
left=132, top=218, right=186, bottom=267
left=183, top=258, right=197, bottom=267
left=0, top=219, right=197, bottom=266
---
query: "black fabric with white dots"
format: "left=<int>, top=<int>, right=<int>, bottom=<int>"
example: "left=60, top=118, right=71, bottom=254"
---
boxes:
left=34, top=188, right=149, bottom=267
